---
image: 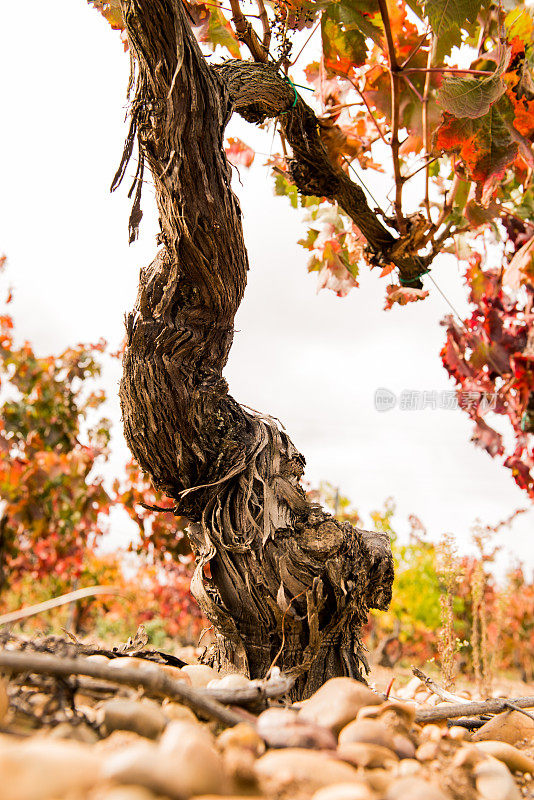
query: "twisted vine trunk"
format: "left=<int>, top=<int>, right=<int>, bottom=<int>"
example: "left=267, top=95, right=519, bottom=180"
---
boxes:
left=119, top=0, right=394, bottom=698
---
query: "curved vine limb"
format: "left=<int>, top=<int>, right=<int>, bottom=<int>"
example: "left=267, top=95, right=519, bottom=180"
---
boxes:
left=117, top=0, right=393, bottom=699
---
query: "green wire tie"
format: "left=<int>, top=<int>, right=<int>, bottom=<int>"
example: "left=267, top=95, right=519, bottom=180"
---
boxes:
left=280, top=76, right=298, bottom=113
left=399, top=268, right=431, bottom=287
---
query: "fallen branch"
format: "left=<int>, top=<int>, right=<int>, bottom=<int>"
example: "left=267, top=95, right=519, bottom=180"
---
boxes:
left=0, top=586, right=121, bottom=627
left=412, top=666, right=470, bottom=704
left=0, top=649, right=246, bottom=727
left=415, top=696, right=534, bottom=725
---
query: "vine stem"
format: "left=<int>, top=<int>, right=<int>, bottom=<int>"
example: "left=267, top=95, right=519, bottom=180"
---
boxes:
left=377, top=0, right=405, bottom=234
left=255, top=0, right=271, bottom=53
left=229, top=0, right=268, bottom=62
left=403, top=67, right=495, bottom=75
left=422, top=40, right=433, bottom=220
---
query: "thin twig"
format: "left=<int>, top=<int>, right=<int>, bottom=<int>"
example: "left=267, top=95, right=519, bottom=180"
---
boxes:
left=403, top=156, right=440, bottom=182
left=345, top=75, right=388, bottom=145
left=290, top=19, right=320, bottom=66
left=412, top=666, right=470, bottom=704
left=415, top=695, right=534, bottom=724
left=402, top=73, right=423, bottom=103
left=504, top=701, right=534, bottom=722
left=400, top=30, right=430, bottom=69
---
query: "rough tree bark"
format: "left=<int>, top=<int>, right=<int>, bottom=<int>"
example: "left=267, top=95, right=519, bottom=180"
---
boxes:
left=118, top=0, right=395, bottom=699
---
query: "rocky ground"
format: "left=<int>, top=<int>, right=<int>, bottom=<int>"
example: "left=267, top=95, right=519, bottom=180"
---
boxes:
left=1, top=631, right=534, bottom=800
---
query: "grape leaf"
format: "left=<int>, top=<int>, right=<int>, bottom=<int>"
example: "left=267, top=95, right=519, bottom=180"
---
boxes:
left=225, top=138, right=255, bottom=168
left=434, top=100, right=518, bottom=205
left=321, top=0, right=382, bottom=72
left=203, top=6, right=241, bottom=58
left=424, top=0, right=481, bottom=59
left=438, top=46, right=511, bottom=119
left=384, top=285, right=429, bottom=309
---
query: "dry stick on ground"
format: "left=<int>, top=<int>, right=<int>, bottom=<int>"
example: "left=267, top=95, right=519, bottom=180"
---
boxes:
left=0, top=586, right=121, bottom=627
left=0, top=650, right=293, bottom=726
left=412, top=666, right=470, bottom=704
left=415, top=696, right=534, bottom=725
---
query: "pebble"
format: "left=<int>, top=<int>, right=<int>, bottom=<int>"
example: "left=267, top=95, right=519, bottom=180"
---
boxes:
left=106, top=657, right=159, bottom=674
left=207, top=673, right=251, bottom=690
left=385, top=776, right=450, bottom=800
left=257, top=707, right=337, bottom=750
left=298, top=678, right=383, bottom=734
left=48, top=721, right=99, bottom=744
left=217, top=722, right=265, bottom=756
left=180, top=664, right=220, bottom=688
left=159, top=719, right=214, bottom=750
left=474, top=756, right=521, bottom=800
left=311, top=782, right=376, bottom=800
left=89, top=788, right=158, bottom=800
left=104, top=736, right=226, bottom=800
left=392, top=734, right=416, bottom=759
left=95, top=730, right=147, bottom=756
left=415, top=741, right=439, bottom=761
left=160, top=664, right=192, bottom=683
left=337, top=742, right=399, bottom=769
left=0, top=678, right=8, bottom=722
left=339, top=719, right=395, bottom=750
left=472, top=710, right=534, bottom=745
left=359, top=701, right=416, bottom=734
left=449, top=726, right=469, bottom=741
left=397, top=758, right=422, bottom=776
left=0, top=738, right=102, bottom=800
left=475, top=741, right=534, bottom=774
left=254, top=747, right=362, bottom=794
left=162, top=701, right=199, bottom=724
left=419, top=725, right=442, bottom=743
left=100, top=698, right=167, bottom=739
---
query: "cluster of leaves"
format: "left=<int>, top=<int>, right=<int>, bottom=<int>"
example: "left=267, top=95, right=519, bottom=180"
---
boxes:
left=0, top=259, right=203, bottom=643
left=317, top=483, right=532, bottom=682
left=88, top=2, right=534, bottom=495
left=441, top=250, right=534, bottom=499
left=114, top=460, right=205, bottom=639
left=0, top=258, right=112, bottom=590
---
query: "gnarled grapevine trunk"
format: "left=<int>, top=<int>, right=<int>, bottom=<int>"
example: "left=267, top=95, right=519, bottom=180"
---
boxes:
left=119, top=0, right=394, bottom=698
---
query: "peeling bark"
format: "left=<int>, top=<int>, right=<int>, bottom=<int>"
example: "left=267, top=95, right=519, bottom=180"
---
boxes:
left=118, top=0, right=393, bottom=698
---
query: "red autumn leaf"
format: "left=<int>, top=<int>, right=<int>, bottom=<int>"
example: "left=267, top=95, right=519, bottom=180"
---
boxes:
left=434, top=104, right=518, bottom=206
left=384, top=284, right=429, bottom=310
left=225, top=137, right=255, bottom=168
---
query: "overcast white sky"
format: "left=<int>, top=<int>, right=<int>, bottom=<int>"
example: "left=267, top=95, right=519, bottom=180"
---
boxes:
left=0, top=0, right=532, bottom=572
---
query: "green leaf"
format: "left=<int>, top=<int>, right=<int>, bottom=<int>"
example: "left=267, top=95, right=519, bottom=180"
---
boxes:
left=437, top=46, right=511, bottom=119
left=424, top=0, right=482, bottom=59
left=206, top=7, right=241, bottom=58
